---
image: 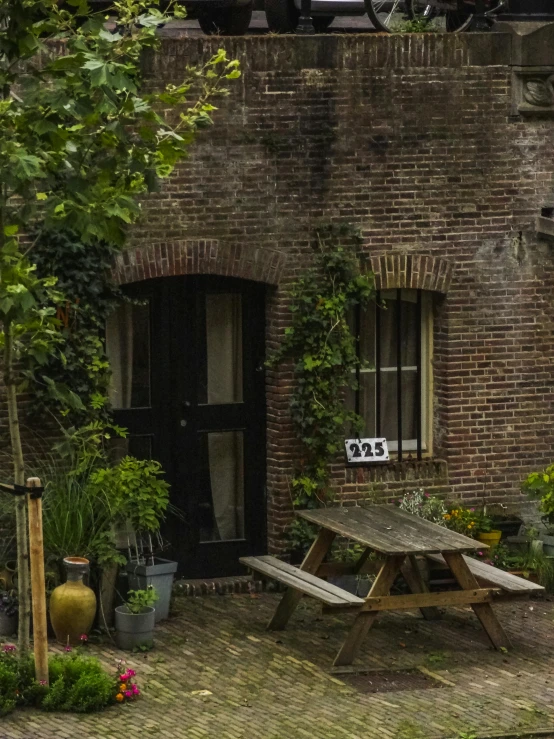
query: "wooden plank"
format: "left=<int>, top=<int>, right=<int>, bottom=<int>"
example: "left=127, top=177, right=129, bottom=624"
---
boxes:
left=361, top=506, right=483, bottom=553
left=324, top=587, right=501, bottom=612
left=267, top=527, right=336, bottom=630
left=240, top=556, right=364, bottom=605
left=333, top=554, right=405, bottom=667
left=426, top=553, right=545, bottom=593
left=443, top=552, right=512, bottom=651
left=402, top=555, right=441, bottom=621
left=299, top=508, right=411, bottom=555
left=298, top=506, right=482, bottom=555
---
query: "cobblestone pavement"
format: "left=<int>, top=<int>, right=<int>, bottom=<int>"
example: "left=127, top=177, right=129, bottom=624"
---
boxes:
left=3, top=593, right=554, bottom=739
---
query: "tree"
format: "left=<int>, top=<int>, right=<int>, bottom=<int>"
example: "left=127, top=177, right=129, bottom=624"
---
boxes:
left=0, top=0, right=240, bottom=656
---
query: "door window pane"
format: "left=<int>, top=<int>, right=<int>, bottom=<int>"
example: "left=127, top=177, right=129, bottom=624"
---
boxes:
left=106, top=302, right=150, bottom=408
left=198, top=431, right=244, bottom=542
left=199, top=294, right=243, bottom=405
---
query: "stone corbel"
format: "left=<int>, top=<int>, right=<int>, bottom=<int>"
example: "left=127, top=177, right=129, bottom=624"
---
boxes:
left=512, top=66, right=554, bottom=116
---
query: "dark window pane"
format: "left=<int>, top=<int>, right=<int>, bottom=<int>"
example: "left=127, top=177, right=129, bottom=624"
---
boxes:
left=379, top=297, right=397, bottom=368
left=197, top=431, right=244, bottom=542
left=358, top=306, right=376, bottom=366
left=358, top=372, right=376, bottom=436
left=106, top=302, right=150, bottom=408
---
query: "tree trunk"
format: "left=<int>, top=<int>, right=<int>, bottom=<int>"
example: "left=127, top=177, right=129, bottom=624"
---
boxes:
left=3, top=321, right=31, bottom=657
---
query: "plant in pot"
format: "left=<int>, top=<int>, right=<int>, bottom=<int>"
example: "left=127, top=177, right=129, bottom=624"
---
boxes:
left=90, top=457, right=176, bottom=622
left=0, top=590, right=18, bottom=637
left=523, top=464, right=554, bottom=555
left=115, top=586, right=158, bottom=651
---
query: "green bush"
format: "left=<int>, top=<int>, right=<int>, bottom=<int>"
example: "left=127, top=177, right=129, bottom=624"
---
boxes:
left=0, top=650, right=117, bottom=716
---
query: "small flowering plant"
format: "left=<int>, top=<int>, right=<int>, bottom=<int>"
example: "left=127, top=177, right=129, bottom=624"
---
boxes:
left=442, top=506, right=492, bottom=537
left=115, top=661, right=140, bottom=704
left=398, top=489, right=447, bottom=526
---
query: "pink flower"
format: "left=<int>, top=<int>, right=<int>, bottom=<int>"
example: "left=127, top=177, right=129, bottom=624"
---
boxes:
left=133, top=687, right=140, bottom=696
left=470, top=507, right=475, bottom=512
left=64, top=645, right=72, bottom=652
left=120, top=674, right=127, bottom=681
left=2, top=644, right=16, bottom=653
left=39, top=680, right=47, bottom=686
left=125, top=690, right=133, bottom=698
left=80, top=634, right=88, bottom=642
left=424, top=493, right=429, bottom=498
left=127, top=668, right=136, bottom=677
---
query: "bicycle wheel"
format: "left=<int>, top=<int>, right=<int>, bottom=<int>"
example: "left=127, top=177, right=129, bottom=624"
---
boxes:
left=365, top=0, right=407, bottom=32
left=406, top=1, right=473, bottom=32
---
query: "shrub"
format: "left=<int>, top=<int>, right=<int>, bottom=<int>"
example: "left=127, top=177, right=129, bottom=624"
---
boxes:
left=523, top=464, right=554, bottom=528
left=398, top=490, right=447, bottom=526
left=0, top=648, right=135, bottom=716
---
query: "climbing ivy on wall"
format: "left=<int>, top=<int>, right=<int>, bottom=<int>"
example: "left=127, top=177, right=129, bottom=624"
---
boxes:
left=271, top=223, right=375, bottom=517
left=23, top=230, right=123, bottom=426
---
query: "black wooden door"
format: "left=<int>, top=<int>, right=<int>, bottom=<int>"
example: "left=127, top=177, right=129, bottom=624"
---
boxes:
left=110, top=275, right=267, bottom=578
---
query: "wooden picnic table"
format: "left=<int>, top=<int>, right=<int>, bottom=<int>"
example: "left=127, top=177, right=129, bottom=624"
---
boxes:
left=241, top=505, right=543, bottom=667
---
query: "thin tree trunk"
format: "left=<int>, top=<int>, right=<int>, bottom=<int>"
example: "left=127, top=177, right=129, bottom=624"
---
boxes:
left=3, top=320, right=31, bottom=657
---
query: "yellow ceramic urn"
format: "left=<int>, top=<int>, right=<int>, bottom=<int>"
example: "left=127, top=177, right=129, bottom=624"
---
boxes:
left=49, top=557, right=97, bottom=646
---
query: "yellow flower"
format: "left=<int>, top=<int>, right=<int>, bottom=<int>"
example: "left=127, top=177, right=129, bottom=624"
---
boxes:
left=120, top=683, right=127, bottom=691
left=116, top=693, right=124, bottom=702
left=443, top=514, right=451, bottom=520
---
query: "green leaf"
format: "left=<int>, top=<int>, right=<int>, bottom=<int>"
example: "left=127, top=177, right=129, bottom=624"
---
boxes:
left=36, top=192, right=48, bottom=201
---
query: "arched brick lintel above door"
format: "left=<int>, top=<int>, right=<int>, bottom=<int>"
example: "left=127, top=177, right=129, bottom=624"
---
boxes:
left=370, top=254, right=454, bottom=294
left=113, top=241, right=287, bottom=286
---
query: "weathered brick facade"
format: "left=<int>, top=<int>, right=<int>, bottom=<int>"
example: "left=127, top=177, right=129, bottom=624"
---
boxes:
left=4, top=29, right=554, bottom=558
left=122, top=29, right=554, bottom=553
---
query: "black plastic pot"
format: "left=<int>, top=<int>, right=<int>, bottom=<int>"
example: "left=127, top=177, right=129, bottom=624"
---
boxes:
left=497, top=0, right=554, bottom=21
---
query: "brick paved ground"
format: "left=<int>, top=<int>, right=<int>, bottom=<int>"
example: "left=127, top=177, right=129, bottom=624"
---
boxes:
left=3, top=593, right=554, bottom=739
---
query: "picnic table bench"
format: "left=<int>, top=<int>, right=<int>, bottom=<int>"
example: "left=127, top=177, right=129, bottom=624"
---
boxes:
left=240, top=505, right=543, bottom=667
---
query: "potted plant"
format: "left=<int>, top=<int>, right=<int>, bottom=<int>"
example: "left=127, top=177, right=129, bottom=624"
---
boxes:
left=0, top=590, right=18, bottom=636
left=115, top=586, right=158, bottom=650
left=474, top=510, right=502, bottom=552
left=90, top=456, right=177, bottom=622
left=523, top=464, right=554, bottom=555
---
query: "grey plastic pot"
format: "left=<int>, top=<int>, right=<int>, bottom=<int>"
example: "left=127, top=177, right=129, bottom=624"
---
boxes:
left=126, top=558, right=178, bottom=622
left=115, top=605, right=155, bottom=651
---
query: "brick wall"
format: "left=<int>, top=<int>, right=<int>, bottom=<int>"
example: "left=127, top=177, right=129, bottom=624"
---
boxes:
left=5, top=31, right=554, bottom=555
left=132, top=32, right=554, bottom=550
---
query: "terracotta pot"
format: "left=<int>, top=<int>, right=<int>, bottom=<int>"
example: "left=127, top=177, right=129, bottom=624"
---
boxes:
left=49, top=557, right=97, bottom=646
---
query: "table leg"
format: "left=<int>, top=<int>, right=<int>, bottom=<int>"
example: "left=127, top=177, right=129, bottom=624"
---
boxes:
left=267, top=527, right=336, bottom=631
left=333, top=554, right=405, bottom=667
left=443, top=552, right=512, bottom=651
left=402, top=555, right=441, bottom=621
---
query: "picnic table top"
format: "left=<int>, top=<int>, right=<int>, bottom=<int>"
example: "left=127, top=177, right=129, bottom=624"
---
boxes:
left=298, top=505, right=484, bottom=556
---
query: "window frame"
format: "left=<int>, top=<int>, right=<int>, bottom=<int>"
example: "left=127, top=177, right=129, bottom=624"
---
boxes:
left=352, top=288, right=433, bottom=461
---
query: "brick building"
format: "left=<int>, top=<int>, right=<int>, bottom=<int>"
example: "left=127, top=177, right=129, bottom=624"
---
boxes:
left=15, top=26, right=554, bottom=577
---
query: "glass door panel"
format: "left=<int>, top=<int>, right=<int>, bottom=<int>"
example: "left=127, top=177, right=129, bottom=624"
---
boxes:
left=197, top=431, right=245, bottom=542
left=199, top=293, right=243, bottom=405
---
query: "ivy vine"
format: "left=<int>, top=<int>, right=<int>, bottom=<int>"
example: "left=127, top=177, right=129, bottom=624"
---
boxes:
left=23, top=229, right=123, bottom=426
left=271, top=222, right=375, bottom=520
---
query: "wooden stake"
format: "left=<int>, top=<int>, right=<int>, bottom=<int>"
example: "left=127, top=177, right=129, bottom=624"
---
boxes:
left=27, top=477, right=48, bottom=685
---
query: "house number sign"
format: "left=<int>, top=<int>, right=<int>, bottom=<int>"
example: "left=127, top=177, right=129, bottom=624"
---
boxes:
left=344, top=438, right=389, bottom=463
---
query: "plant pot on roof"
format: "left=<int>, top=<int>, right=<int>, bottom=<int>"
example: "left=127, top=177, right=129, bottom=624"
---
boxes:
left=115, top=586, right=158, bottom=651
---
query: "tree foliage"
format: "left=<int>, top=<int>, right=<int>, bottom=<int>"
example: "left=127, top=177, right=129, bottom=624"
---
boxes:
left=0, top=0, right=240, bottom=658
